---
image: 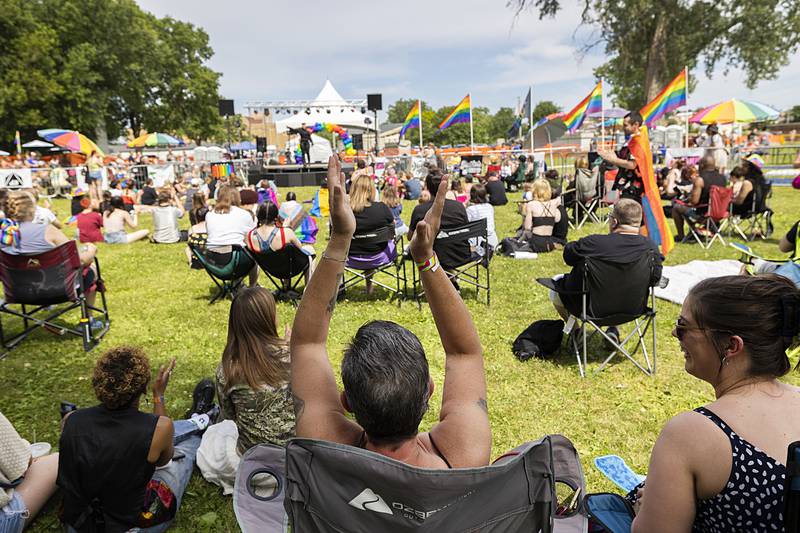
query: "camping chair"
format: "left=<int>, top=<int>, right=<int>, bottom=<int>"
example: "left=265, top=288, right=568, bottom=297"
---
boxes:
left=341, top=225, right=406, bottom=304
left=234, top=443, right=289, bottom=533
left=686, top=185, right=733, bottom=249
left=572, top=167, right=602, bottom=229
left=595, top=171, right=619, bottom=225
left=537, top=252, right=660, bottom=377
left=189, top=244, right=255, bottom=304
left=410, top=219, right=491, bottom=306
left=786, top=441, right=800, bottom=532
left=282, top=437, right=558, bottom=532
left=745, top=181, right=774, bottom=241
left=246, top=246, right=311, bottom=304
left=0, top=241, right=110, bottom=358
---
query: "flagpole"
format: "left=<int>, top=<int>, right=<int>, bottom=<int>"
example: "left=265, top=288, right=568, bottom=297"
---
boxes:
left=469, top=93, right=475, bottom=154
left=600, top=78, right=605, bottom=151
left=684, top=66, right=689, bottom=148
left=529, top=86, right=534, bottom=156
left=418, top=100, right=423, bottom=148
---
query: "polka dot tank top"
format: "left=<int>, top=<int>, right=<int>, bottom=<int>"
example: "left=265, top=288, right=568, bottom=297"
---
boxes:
left=693, top=407, right=787, bottom=532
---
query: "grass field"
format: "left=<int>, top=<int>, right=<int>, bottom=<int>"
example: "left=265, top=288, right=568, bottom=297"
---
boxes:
left=1, top=186, right=797, bottom=532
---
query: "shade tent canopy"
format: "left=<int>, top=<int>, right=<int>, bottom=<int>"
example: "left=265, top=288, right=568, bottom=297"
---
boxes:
left=274, top=80, right=376, bottom=133
left=22, top=140, right=54, bottom=149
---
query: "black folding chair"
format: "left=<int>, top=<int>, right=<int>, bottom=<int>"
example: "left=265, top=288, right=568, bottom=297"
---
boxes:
left=246, top=246, right=312, bottom=304
left=537, top=252, right=660, bottom=377
left=411, top=219, right=491, bottom=306
left=0, top=242, right=110, bottom=358
left=786, top=441, right=800, bottom=532
left=341, top=225, right=406, bottom=305
left=189, top=244, right=255, bottom=304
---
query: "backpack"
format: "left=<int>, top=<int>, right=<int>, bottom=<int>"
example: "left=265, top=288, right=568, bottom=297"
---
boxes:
left=499, top=236, right=530, bottom=256
left=512, top=319, right=564, bottom=361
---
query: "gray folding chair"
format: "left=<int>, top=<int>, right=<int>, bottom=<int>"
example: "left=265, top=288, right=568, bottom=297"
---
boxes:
left=234, top=443, right=289, bottom=533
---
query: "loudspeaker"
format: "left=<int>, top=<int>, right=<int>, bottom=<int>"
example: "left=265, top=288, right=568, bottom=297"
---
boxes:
left=256, top=137, right=267, bottom=153
left=367, top=94, right=382, bottom=111
left=352, top=134, right=364, bottom=151
left=218, top=99, right=235, bottom=117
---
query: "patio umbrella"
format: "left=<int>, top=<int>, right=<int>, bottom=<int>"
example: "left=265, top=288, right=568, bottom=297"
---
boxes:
left=689, top=99, right=780, bottom=124
left=22, top=140, right=54, bottom=149
left=37, top=129, right=103, bottom=156
left=0, top=150, right=9, bottom=156
left=587, top=107, right=628, bottom=119
left=127, top=132, right=184, bottom=148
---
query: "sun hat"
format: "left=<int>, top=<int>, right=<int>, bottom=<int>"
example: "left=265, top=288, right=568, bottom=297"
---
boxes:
left=745, top=153, right=765, bottom=170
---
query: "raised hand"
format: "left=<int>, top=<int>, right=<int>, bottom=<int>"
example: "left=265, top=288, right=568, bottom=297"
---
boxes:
left=327, top=155, right=356, bottom=238
left=152, top=357, right=176, bottom=398
left=409, top=178, right=448, bottom=262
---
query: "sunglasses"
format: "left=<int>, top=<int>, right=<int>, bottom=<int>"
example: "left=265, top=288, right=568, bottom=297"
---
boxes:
left=674, top=317, right=730, bottom=341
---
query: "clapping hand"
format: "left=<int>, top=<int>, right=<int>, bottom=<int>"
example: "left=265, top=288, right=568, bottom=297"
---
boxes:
left=409, top=178, right=447, bottom=262
left=327, top=155, right=356, bottom=238
left=152, top=357, right=176, bottom=398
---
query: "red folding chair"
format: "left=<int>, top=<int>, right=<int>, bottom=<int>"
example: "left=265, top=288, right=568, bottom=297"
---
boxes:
left=687, top=185, right=733, bottom=249
left=0, top=241, right=109, bottom=357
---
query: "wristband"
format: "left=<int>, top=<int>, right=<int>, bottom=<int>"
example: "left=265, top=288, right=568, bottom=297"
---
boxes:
left=321, top=252, right=346, bottom=263
left=416, top=254, right=439, bottom=273
left=153, top=395, right=164, bottom=405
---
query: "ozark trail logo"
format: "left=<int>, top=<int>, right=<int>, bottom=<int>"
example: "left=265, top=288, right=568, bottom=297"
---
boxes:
left=348, top=488, right=393, bottom=515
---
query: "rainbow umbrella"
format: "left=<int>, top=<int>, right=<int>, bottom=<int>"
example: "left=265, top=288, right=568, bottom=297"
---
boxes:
left=127, top=132, right=184, bottom=148
left=37, top=129, right=103, bottom=155
left=689, top=99, right=780, bottom=124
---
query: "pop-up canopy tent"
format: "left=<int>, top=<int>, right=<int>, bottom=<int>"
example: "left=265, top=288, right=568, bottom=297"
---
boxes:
left=273, top=80, right=376, bottom=134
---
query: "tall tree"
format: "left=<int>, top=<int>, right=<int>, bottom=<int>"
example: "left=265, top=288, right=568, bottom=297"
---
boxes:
left=510, top=0, right=800, bottom=110
left=531, top=100, right=561, bottom=123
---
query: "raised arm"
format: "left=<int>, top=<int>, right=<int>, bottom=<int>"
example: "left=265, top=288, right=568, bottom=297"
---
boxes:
left=289, top=155, right=362, bottom=444
left=414, top=180, right=491, bottom=467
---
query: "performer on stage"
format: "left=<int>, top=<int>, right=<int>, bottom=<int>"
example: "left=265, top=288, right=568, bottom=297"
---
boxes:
left=288, top=123, right=313, bottom=168
left=597, top=111, right=645, bottom=203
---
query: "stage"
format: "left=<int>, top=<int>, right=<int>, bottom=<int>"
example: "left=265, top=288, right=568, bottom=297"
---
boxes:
left=248, top=163, right=354, bottom=188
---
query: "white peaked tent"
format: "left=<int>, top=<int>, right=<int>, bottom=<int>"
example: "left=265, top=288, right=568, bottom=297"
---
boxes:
left=275, top=80, right=376, bottom=133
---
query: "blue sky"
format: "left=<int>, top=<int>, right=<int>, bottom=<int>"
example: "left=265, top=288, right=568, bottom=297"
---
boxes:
left=136, top=0, right=800, bottom=117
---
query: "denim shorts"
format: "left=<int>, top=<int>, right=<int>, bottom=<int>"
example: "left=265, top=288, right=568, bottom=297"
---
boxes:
left=105, top=231, right=128, bottom=244
left=0, top=491, right=28, bottom=533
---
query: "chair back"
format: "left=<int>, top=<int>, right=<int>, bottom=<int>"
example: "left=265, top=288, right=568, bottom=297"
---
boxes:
left=234, top=443, right=288, bottom=533
left=707, top=185, right=733, bottom=221
left=574, top=168, right=597, bottom=203
left=351, top=225, right=395, bottom=248
left=786, top=441, right=800, bottom=532
left=753, top=180, right=772, bottom=213
left=583, top=252, right=656, bottom=324
left=0, top=242, right=81, bottom=305
left=248, top=246, right=309, bottom=280
left=284, top=437, right=555, bottom=532
left=190, top=244, right=255, bottom=281
left=602, top=171, right=619, bottom=205
left=435, top=218, right=488, bottom=266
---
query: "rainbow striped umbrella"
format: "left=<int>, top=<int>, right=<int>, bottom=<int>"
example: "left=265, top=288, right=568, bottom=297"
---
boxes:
left=37, top=129, right=103, bottom=155
left=127, top=132, right=184, bottom=148
left=689, top=99, right=780, bottom=124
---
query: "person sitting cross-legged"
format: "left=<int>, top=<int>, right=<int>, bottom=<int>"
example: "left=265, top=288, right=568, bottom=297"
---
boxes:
left=289, top=155, right=491, bottom=469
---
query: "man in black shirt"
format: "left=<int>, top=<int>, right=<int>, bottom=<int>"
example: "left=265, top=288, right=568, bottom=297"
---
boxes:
left=409, top=170, right=469, bottom=270
left=288, top=124, right=313, bottom=167
left=550, top=199, right=663, bottom=323
left=598, top=112, right=645, bottom=203
left=484, top=171, right=508, bottom=206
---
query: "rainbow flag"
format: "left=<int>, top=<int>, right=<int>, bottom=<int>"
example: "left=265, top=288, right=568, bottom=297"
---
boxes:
left=629, top=125, right=674, bottom=256
left=438, top=94, right=471, bottom=130
left=562, top=81, right=602, bottom=132
left=640, top=69, right=687, bottom=126
left=14, top=131, right=21, bottom=155
left=399, top=100, right=421, bottom=138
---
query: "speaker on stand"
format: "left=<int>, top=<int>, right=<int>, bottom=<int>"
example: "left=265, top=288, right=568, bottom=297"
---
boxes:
left=367, top=94, right=382, bottom=156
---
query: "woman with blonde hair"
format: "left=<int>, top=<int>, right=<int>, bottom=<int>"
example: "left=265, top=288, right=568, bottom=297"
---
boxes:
left=198, top=287, right=295, bottom=493
left=521, top=179, right=562, bottom=252
left=347, top=175, right=394, bottom=294
left=204, top=185, right=258, bottom=285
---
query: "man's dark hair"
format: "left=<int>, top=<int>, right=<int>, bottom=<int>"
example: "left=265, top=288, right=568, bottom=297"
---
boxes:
left=356, top=159, right=367, bottom=170
left=341, top=321, right=430, bottom=443
left=699, top=154, right=716, bottom=173
left=625, top=111, right=643, bottom=127
left=425, top=168, right=443, bottom=196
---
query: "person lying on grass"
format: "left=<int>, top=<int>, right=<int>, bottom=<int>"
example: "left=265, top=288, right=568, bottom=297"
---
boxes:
left=289, top=155, right=491, bottom=469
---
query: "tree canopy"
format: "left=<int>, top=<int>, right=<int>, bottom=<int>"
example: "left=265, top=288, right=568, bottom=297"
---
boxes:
left=510, top=0, right=800, bottom=110
left=0, top=0, right=222, bottom=147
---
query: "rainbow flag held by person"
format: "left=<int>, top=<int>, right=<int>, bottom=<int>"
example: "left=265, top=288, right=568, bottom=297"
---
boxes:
left=629, top=125, right=674, bottom=256
left=640, top=69, right=687, bottom=126
left=562, top=82, right=603, bottom=132
left=438, top=94, right=471, bottom=130
left=400, top=101, right=421, bottom=138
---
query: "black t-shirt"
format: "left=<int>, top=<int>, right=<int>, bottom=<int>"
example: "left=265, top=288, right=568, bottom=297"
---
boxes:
left=350, top=202, right=394, bottom=255
left=410, top=199, right=469, bottom=268
left=141, top=186, right=157, bottom=206
left=698, top=170, right=727, bottom=207
left=485, top=180, right=508, bottom=206
left=556, top=232, right=663, bottom=313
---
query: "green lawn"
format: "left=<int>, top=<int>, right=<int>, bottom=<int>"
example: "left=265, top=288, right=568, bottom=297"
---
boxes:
left=2, top=187, right=797, bottom=532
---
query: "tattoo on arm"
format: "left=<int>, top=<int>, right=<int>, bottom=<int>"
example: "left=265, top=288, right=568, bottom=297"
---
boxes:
left=326, top=273, right=343, bottom=314
left=477, top=398, right=488, bottom=414
left=292, top=393, right=305, bottom=419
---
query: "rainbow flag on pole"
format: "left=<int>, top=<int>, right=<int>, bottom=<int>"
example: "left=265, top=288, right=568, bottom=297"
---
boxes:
left=14, top=131, right=21, bottom=155
left=399, top=100, right=421, bottom=138
left=640, top=69, right=687, bottom=126
left=629, top=125, right=674, bottom=256
left=562, top=81, right=603, bottom=132
left=438, top=94, right=471, bottom=130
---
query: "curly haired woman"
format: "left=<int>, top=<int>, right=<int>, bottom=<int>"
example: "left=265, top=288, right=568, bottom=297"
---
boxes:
left=57, top=347, right=217, bottom=533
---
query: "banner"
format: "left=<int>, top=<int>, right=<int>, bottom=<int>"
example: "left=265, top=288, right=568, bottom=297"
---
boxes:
left=147, top=164, right=176, bottom=187
left=0, top=168, right=33, bottom=189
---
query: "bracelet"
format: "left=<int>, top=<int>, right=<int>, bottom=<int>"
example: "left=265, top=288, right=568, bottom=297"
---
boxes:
left=416, top=254, right=440, bottom=273
left=153, top=395, right=164, bottom=405
left=321, top=252, right=346, bottom=263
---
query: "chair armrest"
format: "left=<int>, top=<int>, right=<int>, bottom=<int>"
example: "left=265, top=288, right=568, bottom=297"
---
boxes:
left=536, top=277, right=585, bottom=295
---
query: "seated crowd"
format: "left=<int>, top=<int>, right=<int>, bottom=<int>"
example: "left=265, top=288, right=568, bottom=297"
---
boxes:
left=0, top=153, right=798, bottom=533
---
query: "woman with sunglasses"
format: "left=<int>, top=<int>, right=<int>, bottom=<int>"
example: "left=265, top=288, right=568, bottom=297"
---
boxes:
left=632, top=274, right=800, bottom=533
